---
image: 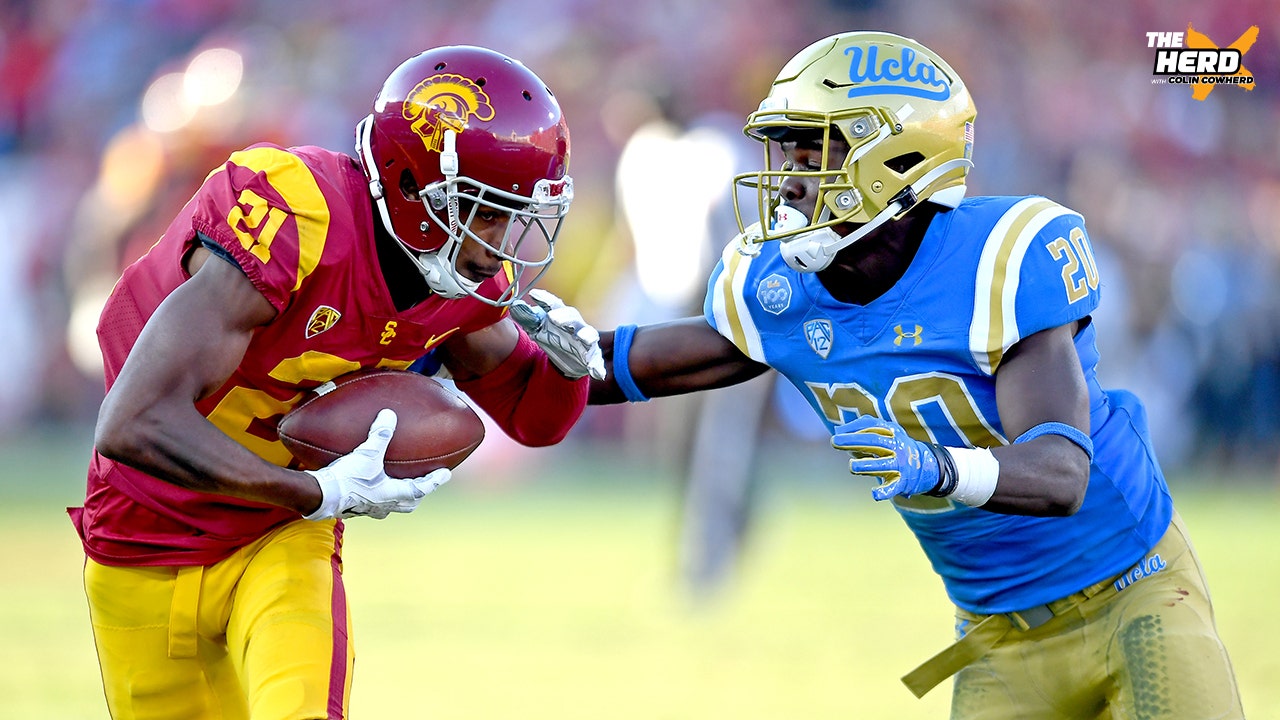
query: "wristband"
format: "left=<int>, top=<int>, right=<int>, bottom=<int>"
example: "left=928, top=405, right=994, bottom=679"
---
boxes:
left=946, top=446, right=1000, bottom=507
left=924, top=444, right=958, bottom=497
left=1014, top=421, right=1093, bottom=462
left=612, top=324, right=650, bottom=403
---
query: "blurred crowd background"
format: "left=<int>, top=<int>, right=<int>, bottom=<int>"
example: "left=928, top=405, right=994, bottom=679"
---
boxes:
left=1, top=0, right=1277, bottom=484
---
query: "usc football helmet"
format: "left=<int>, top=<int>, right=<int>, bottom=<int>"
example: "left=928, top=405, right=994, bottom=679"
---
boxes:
left=734, top=32, right=976, bottom=272
left=355, top=46, right=573, bottom=305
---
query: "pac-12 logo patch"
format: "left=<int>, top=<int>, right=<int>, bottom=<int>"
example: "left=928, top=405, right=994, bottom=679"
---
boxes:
left=804, top=318, right=834, bottom=359
left=305, top=305, right=341, bottom=338
left=757, top=273, right=792, bottom=315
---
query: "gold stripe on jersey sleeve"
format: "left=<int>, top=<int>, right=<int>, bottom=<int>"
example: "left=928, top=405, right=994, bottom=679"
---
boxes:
left=981, top=198, right=1057, bottom=372
left=718, top=247, right=750, bottom=354
left=226, top=147, right=331, bottom=292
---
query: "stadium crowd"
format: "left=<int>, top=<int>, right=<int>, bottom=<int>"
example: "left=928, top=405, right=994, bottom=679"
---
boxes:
left=1, top=0, right=1277, bottom=475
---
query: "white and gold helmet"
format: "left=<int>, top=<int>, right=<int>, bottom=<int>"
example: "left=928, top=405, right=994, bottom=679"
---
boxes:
left=734, top=31, right=977, bottom=272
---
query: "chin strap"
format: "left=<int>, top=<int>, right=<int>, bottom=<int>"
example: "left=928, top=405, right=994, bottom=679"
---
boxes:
left=780, top=158, right=973, bottom=273
left=398, top=241, right=478, bottom=299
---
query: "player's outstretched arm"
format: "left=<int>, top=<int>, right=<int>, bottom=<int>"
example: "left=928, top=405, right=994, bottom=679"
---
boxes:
left=590, top=317, right=769, bottom=405
left=510, top=289, right=605, bottom=381
left=94, top=248, right=324, bottom=515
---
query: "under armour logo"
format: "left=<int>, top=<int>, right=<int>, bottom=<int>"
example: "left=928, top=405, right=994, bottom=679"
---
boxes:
left=894, top=324, right=923, bottom=346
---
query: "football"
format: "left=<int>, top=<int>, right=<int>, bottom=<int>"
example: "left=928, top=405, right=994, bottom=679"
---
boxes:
left=277, top=368, right=485, bottom=477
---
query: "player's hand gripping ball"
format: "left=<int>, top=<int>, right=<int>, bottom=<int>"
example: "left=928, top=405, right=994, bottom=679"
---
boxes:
left=278, top=369, right=485, bottom=477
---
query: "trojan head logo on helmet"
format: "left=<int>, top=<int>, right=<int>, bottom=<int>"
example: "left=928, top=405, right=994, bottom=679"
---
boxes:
left=733, top=31, right=976, bottom=272
left=356, top=46, right=573, bottom=306
left=403, top=74, right=495, bottom=152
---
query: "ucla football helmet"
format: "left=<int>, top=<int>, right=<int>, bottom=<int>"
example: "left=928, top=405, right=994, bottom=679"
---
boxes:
left=734, top=32, right=976, bottom=272
left=356, top=46, right=573, bottom=305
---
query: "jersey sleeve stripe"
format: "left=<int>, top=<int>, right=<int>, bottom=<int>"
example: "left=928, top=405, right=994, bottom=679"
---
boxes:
left=710, top=243, right=765, bottom=362
left=970, top=198, right=1074, bottom=374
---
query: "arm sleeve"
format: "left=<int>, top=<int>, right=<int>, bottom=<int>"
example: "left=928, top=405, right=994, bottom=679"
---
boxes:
left=454, top=327, right=588, bottom=447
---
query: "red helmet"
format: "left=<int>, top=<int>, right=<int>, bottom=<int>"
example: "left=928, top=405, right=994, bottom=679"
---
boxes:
left=355, top=46, right=573, bottom=305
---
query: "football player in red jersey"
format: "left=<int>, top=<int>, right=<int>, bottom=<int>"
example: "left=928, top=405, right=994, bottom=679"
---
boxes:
left=69, top=46, right=603, bottom=719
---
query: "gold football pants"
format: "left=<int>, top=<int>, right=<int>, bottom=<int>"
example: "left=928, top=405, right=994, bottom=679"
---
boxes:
left=936, top=512, right=1242, bottom=719
left=83, top=519, right=352, bottom=720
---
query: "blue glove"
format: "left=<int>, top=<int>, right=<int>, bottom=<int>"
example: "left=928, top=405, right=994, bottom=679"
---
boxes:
left=831, top=415, right=949, bottom=501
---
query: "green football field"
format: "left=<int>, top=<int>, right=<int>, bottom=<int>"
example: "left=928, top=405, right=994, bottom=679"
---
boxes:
left=2, top=430, right=1276, bottom=719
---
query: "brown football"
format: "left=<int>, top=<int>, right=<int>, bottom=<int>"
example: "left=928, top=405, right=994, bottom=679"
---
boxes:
left=278, top=369, right=485, bottom=477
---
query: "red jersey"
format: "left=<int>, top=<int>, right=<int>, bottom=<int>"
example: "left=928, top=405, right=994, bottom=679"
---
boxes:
left=71, top=144, right=509, bottom=566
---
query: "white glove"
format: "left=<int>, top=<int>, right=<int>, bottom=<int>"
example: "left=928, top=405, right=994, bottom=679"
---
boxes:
left=303, top=409, right=451, bottom=520
left=510, top=288, right=606, bottom=381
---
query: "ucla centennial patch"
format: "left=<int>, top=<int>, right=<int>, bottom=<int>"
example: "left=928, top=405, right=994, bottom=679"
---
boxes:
left=757, top=273, right=792, bottom=315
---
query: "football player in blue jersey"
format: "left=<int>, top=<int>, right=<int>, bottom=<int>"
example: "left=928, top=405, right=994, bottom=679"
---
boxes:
left=590, top=31, right=1243, bottom=719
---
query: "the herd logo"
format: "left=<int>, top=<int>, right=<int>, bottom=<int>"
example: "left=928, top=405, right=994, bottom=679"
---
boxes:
left=404, top=74, right=495, bottom=152
left=1148, top=24, right=1258, bottom=100
left=757, top=273, right=793, bottom=315
left=305, top=305, right=341, bottom=339
left=804, top=318, right=834, bottom=359
left=844, top=44, right=951, bottom=101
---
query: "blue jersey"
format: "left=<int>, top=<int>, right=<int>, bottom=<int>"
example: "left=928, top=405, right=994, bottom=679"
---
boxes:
left=703, top=195, right=1173, bottom=614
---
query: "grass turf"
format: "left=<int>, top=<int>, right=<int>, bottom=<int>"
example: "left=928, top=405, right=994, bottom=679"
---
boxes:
left=2, top=432, right=1275, bottom=718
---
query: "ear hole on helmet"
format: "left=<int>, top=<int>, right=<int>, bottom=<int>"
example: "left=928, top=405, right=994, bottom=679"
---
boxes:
left=522, top=90, right=532, bottom=101
left=398, top=170, right=421, bottom=201
left=476, top=77, right=486, bottom=86
left=885, top=152, right=925, bottom=174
